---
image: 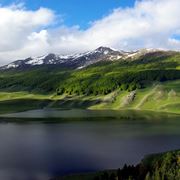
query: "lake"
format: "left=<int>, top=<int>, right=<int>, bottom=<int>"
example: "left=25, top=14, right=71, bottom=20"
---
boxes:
left=0, top=109, right=179, bottom=180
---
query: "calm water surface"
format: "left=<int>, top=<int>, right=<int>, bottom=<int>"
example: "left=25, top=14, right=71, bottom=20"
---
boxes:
left=0, top=109, right=180, bottom=180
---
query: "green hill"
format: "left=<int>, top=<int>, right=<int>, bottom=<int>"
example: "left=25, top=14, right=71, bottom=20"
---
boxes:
left=0, top=51, right=180, bottom=114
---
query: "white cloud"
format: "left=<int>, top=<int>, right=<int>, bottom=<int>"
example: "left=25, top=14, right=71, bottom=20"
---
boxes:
left=0, top=4, right=55, bottom=64
left=0, top=0, right=180, bottom=65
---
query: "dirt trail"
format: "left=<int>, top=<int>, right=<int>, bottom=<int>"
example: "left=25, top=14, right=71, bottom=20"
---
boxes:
left=135, top=85, right=159, bottom=109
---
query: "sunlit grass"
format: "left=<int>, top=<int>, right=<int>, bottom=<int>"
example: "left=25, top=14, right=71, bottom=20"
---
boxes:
left=0, top=80, right=179, bottom=114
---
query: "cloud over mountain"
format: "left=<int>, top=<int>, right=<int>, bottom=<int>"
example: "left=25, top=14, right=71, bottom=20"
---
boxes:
left=0, top=0, right=180, bottom=65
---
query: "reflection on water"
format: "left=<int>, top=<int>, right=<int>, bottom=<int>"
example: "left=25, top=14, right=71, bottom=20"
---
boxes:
left=1, top=109, right=179, bottom=119
left=0, top=110, right=179, bottom=180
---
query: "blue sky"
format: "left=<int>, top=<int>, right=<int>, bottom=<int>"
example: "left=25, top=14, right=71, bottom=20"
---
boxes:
left=0, top=0, right=135, bottom=28
left=0, top=0, right=180, bottom=65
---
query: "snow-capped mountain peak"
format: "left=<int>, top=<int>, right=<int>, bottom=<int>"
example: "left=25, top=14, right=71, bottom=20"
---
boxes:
left=0, top=47, right=167, bottom=70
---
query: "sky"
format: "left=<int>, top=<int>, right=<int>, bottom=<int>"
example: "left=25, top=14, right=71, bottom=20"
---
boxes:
left=0, top=0, right=180, bottom=65
left=0, top=0, right=135, bottom=29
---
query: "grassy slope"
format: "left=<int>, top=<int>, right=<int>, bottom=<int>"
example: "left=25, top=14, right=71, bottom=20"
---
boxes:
left=0, top=51, right=180, bottom=114
left=52, top=80, right=180, bottom=114
left=0, top=51, right=180, bottom=95
left=56, top=52, right=180, bottom=95
left=0, top=80, right=179, bottom=114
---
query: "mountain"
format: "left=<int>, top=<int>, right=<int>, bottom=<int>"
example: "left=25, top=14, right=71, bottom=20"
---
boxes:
left=0, top=46, right=179, bottom=114
left=0, top=47, right=168, bottom=70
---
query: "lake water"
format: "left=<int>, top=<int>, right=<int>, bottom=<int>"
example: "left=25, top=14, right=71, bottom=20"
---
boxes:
left=0, top=109, right=180, bottom=180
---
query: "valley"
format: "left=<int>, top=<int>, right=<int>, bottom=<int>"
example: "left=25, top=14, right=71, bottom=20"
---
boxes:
left=0, top=47, right=180, bottom=115
left=1, top=1, right=180, bottom=179
left=0, top=47, right=179, bottom=180
left=0, top=80, right=179, bottom=115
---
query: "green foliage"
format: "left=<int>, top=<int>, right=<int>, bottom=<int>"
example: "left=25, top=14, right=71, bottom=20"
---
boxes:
left=0, top=52, right=180, bottom=95
left=0, top=80, right=179, bottom=114
left=57, top=69, right=180, bottom=95
left=142, top=150, right=180, bottom=180
left=57, top=150, right=180, bottom=180
left=0, top=66, right=71, bottom=93
left=0, top=99, right=52, bottom=114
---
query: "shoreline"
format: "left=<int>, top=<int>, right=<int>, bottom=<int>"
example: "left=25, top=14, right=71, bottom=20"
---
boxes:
left=0, top=108, right=179, bottom=123
left=51, top=149, right=180, bottom=180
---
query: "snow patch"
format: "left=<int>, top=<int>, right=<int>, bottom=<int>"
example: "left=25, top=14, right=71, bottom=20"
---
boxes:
left=25, top=58, right=44, bottom=65
left=7, top=63, right=19, bottom=68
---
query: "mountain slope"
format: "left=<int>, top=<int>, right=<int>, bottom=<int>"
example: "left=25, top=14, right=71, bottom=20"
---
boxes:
left=0, top=47, right=179, bottom=114
left=0, top=47, right=179, bottom=94
left=0, top=47, right=126, bottom=70
left=0, top=80, right=179, bottom=115
left=0, top=47, right=172, bottom=70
